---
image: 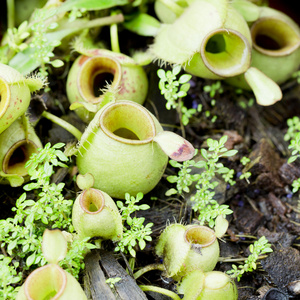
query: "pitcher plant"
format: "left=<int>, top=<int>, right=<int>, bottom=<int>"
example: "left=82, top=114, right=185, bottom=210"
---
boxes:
left=0, top=63, right=43, bottom=134
left=0, top=116, right=42, bottom=187
left=75, top=100, right=195, bottom=199
left=16, top=229, right=87, bottom=300
left=66, top=48, right=149, bottom=123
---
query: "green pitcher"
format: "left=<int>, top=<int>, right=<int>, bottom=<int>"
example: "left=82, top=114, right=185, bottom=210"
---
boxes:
left=76, top=100, right=195, bottom=199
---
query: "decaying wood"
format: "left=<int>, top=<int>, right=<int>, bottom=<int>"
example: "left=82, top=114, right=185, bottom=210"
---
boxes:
left=84, top=250, right=149, bottom=300
left=84, top=251, right=116, bottom=300
left=99, top=250, right=148, bottom=300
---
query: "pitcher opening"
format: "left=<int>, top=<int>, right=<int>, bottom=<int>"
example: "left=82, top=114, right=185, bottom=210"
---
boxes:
left=251, top=17, right=300, bottom=56
left=79, top=56, right=121, bottom=103
left=100, top=101, right=156, bottom=145
left=3, top=140, right=38, bottom=176
left=184, top=226, right=216, bottom=249
left=25, top=265, right=66, bottom=299
left=79, top=188, right=105, bottom=214
left=201, top=29, right=251, bottom=77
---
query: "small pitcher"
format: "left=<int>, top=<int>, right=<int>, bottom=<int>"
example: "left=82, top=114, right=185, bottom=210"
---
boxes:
left=76, top=100, right=195, bottom=199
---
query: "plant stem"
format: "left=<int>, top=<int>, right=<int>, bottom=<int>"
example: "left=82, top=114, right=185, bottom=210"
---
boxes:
left=218, top=254, right=269, bottom=263
left=156, top=0, right=184, bottom=16
left=77, top=14, right=124, bottom=32
left=134, top=263, right=165, bottom=279
left=6, top=0, right=15, bottom=29
left=177, top=99, right=186, bottom=139
left=129, top=257, right=135, bottom=273
left=110, top=12, right=121, bottom=53
left=41, top=111, right=82, bottom=141
left=139, top=285, right=181, bottom=300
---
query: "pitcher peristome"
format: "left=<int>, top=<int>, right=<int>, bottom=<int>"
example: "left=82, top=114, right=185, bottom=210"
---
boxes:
left=66, top=49, right=149, bottom=123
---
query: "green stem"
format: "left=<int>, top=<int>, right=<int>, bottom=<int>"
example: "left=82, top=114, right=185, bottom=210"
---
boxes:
left=22, top=114, right=30, bottom=141
left=129, top=257, right=135, bottom=272
left=41, top=111, right=82, bottom=141
left=110, top=12, right=121, bottom=53
left=76, top=13, right=124, bottom=32
left=134, top=263, right=165, bottom=279
left=139, top=285, right=181, bottom=300
left=177, top=99, right=186, bottom=139
left=6, top=0, right=15, bottom=29
left=156, top=0, right=184, bottom=16
left=218, top=254, right=269, bottom=263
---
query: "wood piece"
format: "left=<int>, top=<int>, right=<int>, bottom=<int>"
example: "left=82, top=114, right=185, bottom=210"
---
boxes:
left=85, top=251, right=116, bottom=300
left=100, top=250, right=148, bottom=300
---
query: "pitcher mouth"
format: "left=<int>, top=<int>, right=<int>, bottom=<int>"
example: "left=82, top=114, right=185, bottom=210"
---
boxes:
left=251, top=17, right=300, bottom=56
left=184, top=225, right=216, bottom=250
left=79, top=55, right=122, bottom=104
left=25, top=264, right=66, bottom=300
left=200, top=29, right=251, bottom=77
left=99, top=100, right=156, bottom=145
left=3, top=140, right=39, bottom=176
left=79, top=188, right=105, bottom=214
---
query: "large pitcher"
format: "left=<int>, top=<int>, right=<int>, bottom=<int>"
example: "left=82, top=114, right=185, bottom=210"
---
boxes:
left=76, top=100, right=195, bottom=199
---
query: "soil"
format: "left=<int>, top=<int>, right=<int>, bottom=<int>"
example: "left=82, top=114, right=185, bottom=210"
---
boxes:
left=1, top=1, right=300, bottom=300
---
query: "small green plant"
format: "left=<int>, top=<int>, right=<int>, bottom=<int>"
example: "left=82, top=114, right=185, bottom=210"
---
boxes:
left=157, top=65, right=199, bottom=126
left=115, top=192, right=153, bottom=258
left=284, top=117, right=300, bottom=198
left=0, top=255, right=22, bottom=300
left=202, top=80, right=224, bottom=122
left=29, top=8, right=64, bottom=78
left=106, top=277, right=122, bottom=288
left=203, top=80, right=223, bottom=98
left=59, top=235, right=97, bottom=279
left=284, top=116, right=300, bottom=143
left=239, top=156, right=252, bottom=183
left=0, top=143, right=96, bottom=297
left=227, top=236, right=273, bottom=281
left=166, top=136, right=237, bottom=227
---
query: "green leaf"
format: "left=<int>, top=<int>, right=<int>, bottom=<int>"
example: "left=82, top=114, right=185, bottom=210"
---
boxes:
left=57, top=0, right=129, bottom=13
left=123, top=13, right=161, bottom=36
left=180, top=83, right=191, bottom=92
left=26, top=252, right=36, bottom=267
left=169, top=160, right=182, bottom=168
left=51, top=59, right=64, bottom=68
left=178, top=74, right=192, bottom=84
left=172, top=65, right=181, bottom=76
left=167, top=176, right=179, bottom=183
left=288, top=156, right=298, bottom=164
left=201, top=148, right=208, bottom=160
left=219, top=135, right=228, bottom=146
left=129, top=248, right=136, bottom=257
left=177, top=90, right=187, bottom=98
left=165, top=188, right=178, bottom=196
left=157, top=69, right=166, bottom=79
left=7, top=240, right=17, bottom=252
left=221, top=150, right=238, bottom=157
left=139, top=239, right=146, bottom=250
